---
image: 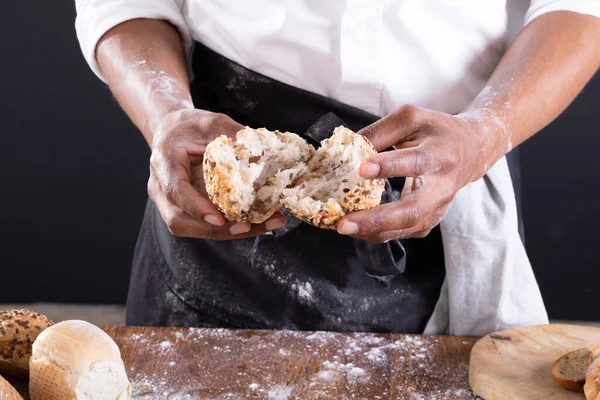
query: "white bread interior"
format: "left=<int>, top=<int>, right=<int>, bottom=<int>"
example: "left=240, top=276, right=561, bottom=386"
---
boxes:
left=281, top=126, right=379, bottom=221
left=29, top=320, right=131, bottom=400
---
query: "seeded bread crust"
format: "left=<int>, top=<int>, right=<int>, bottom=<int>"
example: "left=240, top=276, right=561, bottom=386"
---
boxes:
left=284, top=129, right=384, bottom=229
left=203, top=128, right=311, bottom=224
left=203, top=134, right=247, bottom=222
left=0, top=310, right=53, bottom=374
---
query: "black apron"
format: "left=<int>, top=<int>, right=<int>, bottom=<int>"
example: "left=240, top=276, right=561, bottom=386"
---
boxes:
left=125, top=42, right=523, bottom=333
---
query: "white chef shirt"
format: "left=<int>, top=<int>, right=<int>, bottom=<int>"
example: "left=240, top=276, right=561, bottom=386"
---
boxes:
left=75, top=0, right=600, bottom=117
left=74, top=0, right=599, bottom=335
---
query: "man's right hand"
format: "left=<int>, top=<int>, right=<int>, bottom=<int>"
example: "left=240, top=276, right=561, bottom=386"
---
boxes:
left=148, top=109, right=286, bottom=240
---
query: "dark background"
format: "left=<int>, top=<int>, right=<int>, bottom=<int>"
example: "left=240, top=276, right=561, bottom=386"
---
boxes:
left=1, top=2, right=598, bottom=321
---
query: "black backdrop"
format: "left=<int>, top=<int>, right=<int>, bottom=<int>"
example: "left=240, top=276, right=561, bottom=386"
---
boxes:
left=1, top=2, right=598, bottom=321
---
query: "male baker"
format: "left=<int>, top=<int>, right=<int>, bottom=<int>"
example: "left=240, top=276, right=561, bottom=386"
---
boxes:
left=75, top=1, right=600, bottom=334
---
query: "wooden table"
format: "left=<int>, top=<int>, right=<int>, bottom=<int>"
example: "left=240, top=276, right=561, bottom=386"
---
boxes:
left=11, top=327, right=480, bottom=399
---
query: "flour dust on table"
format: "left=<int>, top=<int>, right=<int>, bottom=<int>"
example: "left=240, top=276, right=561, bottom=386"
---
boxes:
left=115, top=327, right=478, bottom=399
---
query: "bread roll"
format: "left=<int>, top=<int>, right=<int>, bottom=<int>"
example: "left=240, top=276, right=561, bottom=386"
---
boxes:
left=551, top=348, right=590, bottom=392
left=203, top=125, right=384, bottom=228
left=0, top=310, right=53, bottom=374
left=0, top=374, right=23, bottom=400
left=29, top=320, right=131, bottom=400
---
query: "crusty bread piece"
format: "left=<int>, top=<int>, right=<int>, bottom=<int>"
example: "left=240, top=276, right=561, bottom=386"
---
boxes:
left=585, top=356, right=600, bottom=400
left=281, top=126, right=384, bottom=228
left=0, top=310, right=53, bottom=374
left=0, top=374, right=22, bottom=400
left=29, top=320, right=131, bottom=400
left=203, top=127, right=314, bottom=224
left=551, top=348, right=590, bottom=392
left=203, top=125, right=385, bottom=228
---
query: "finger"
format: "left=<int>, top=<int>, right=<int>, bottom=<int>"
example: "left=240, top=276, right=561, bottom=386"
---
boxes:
left=360, top=145, right=438, bottom=179
left=337, top=191, right=427, bottom=237
left=151, top=187, right=269, bottom=240
left=264, top=212, right=286, bottom=231
left=167, top=214, right=277, bottom=241
left=358, top=105, right=425, bottom=151
left=151, top=175, right=288, bottom=239
left=401, top=176, right=424, bottom=197
left=151, top=149, right=226, bottom=226
left=341, top=195, right=449, bottom=242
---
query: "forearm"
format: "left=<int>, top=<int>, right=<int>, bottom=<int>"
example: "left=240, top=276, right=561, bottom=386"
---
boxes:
left=461, top=11, right=600, bottom=174
left=96, top=18, right=193, bottom=146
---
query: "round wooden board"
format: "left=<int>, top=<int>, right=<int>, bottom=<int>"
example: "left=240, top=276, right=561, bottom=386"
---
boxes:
left=469, top=324, right=600, bottom=400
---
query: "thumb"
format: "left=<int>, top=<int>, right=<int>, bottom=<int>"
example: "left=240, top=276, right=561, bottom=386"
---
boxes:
left=358, top=104, right=424, bottom=151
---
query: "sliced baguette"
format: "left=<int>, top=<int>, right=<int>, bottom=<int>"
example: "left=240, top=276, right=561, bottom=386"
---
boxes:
left=552, top=348, right=590, bottom=392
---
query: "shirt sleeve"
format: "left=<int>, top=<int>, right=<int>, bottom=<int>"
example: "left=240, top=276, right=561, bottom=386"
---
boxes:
left=525, top=0, right=600, bottom=26
left=75, top=0, right=193, bottom=83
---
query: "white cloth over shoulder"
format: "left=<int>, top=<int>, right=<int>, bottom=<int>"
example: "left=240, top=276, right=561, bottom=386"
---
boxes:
left=74, top=0, right=600, bottom=335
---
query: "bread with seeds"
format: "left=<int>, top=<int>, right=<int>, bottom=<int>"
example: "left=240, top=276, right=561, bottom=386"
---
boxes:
left=203, top=125, right=384, bottom=229
left=0, top=310, right=53, bottom=374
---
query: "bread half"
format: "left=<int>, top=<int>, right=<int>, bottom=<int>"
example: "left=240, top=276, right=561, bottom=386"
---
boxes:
left=203, top=127, right=314, bottom=224
left=0, top=310, right=53, bottom=374
left=551, top=348, right=590, bottom=392
left=281, top=126, right=385, bottom=228
left=29, top=320, right=131, bottom=400
left=203, top=125, right=384, bottom=228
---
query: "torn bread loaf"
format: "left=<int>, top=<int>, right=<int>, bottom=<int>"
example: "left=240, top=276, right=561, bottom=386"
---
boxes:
left=29, top=320, right=131, bottom=400
left=0, top=310, right=53, bottom=374
left=551, top=348, right=590, bottom=392
left=203, top=126, right=384, bottom=228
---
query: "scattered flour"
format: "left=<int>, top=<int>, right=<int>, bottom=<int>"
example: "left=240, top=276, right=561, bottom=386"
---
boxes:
left=126, top=328, right=474, bottom=399
left=158, top=340, right=172, bottom=350
left=279, top=348, right=290, bottom=356
left=267, top=385, right=293, bottom=400
left=297, top=281, right=314, bottom=301
left=366, top=347, right=386, bottom=363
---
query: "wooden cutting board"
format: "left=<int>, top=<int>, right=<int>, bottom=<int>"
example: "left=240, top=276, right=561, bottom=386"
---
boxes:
left=469, top=324, right=600, bottom=400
